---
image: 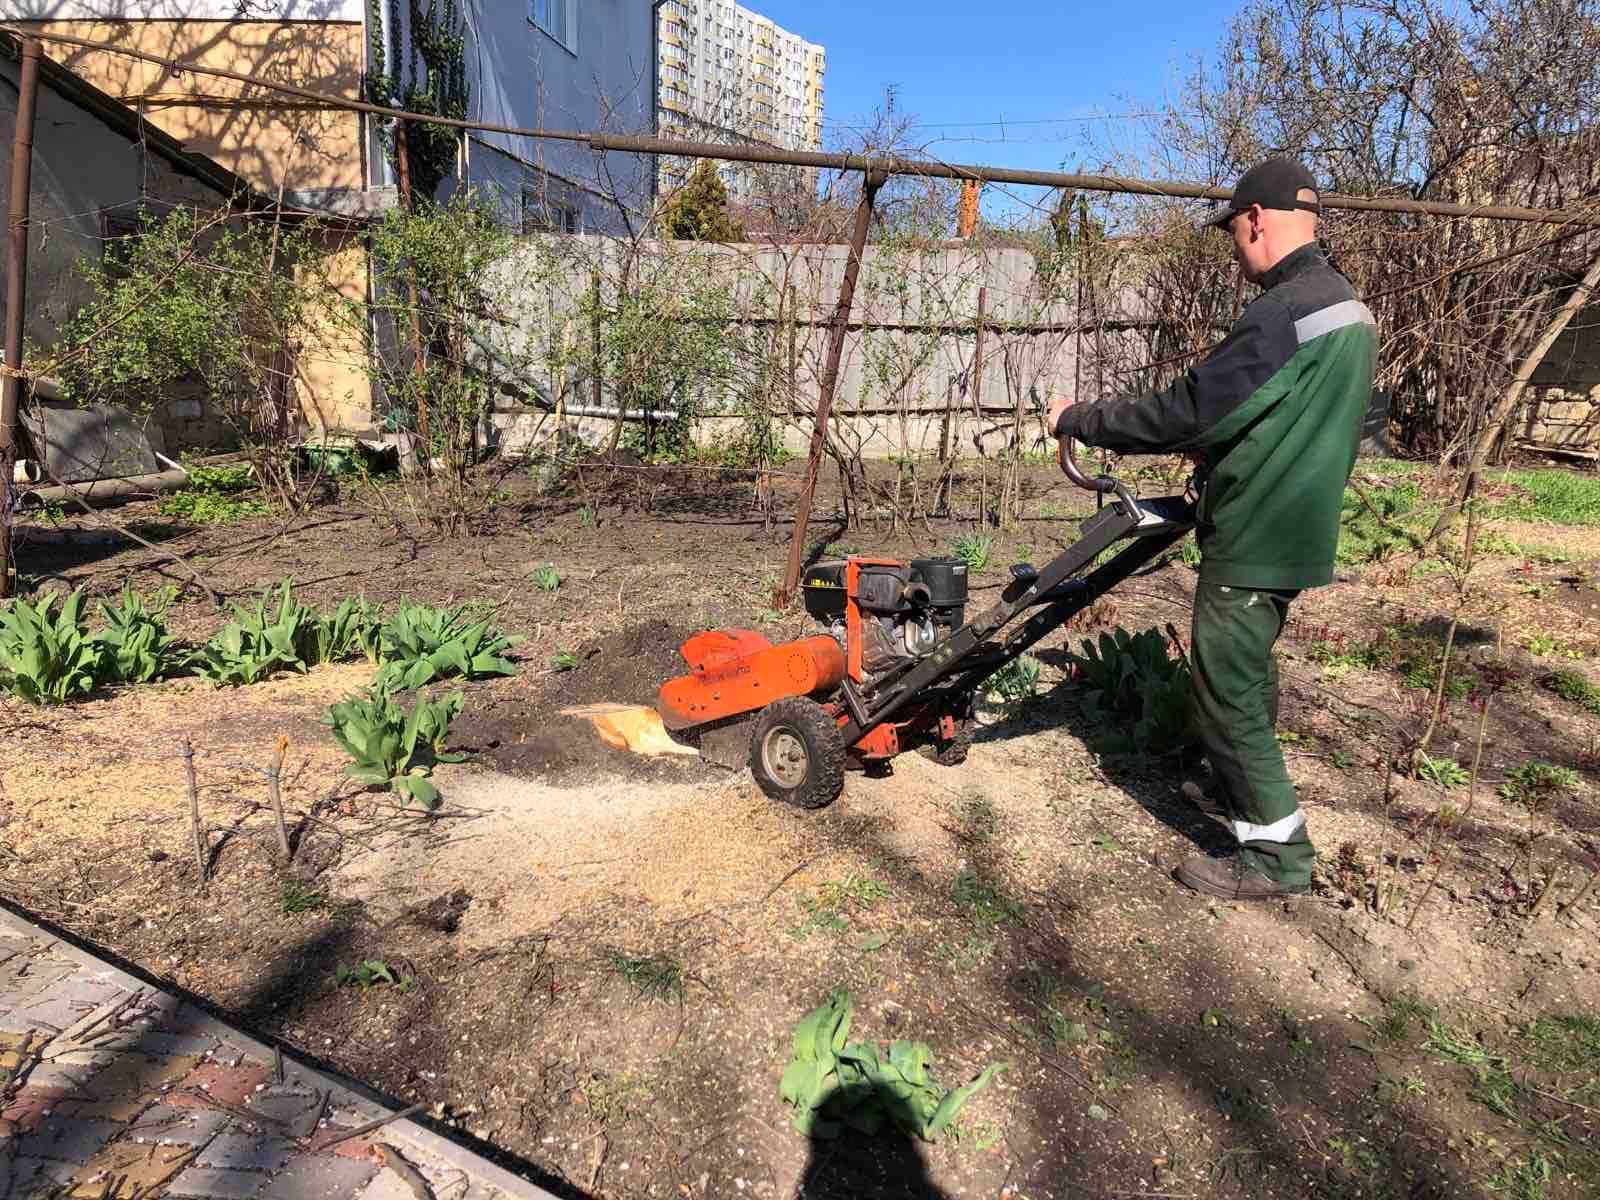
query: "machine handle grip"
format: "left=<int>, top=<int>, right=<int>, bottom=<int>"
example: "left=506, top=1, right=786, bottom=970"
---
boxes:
left=1056, top=433, right=1117, bottom=495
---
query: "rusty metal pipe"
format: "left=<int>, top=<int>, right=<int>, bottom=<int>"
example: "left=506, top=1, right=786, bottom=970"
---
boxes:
left=5, top=27, right=1599, bottom=228
left=780, top=172, right=882, bottom=602
left=1, top=35, right=41, bottom=598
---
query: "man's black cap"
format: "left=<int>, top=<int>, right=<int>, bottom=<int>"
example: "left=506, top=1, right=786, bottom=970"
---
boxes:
left=1201, top=157, right=1320, bottom=230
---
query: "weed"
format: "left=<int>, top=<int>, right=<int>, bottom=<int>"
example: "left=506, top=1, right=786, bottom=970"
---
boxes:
left=793, top=874, right=890, bottom=940
left=1375, top=1073, right=1428, bottom=1106
left=280, top=879, right=328, bottom=915
left=790, top=899, right=849, bottom=940
left=374, top=600, right=519, bottom=690
left=1417, top=753, right=1471, bottom=790
left=1524, top=631, right=1582, bottom=659
left=333, top=960, right=415, bottom=991
left=1329, top=749, right=1354, bottom=770
left=1520, top=1013, right=1600, bottom=1076
left=321, top=687, right=466, bottom=809
left=1360, top=994, right=1437, bottom=1045
left=0, top=589, right=105, bottom=704
left=954, top=794, right=998, bottom=843
left=157, top=464, right=269, bottom=525
left=1499, top=762, right=1580, bottom=808
left=1490, top=469, right=1600, bottom=527
left=1337, top=480, right=1424, bottom=564
left=952, top=533, right=994, bottom=573
left=951, top=869, right=1025, bottom=927
left=581, top=1072, right=653, bottom=1125
left=530, top=564, right=561, bottom=592
left=607, top=950, right=685, bottom=1002
left=938, top=934, right=996, bottom=970
left=986, top=654, right=1041, bottom=702
left=1521, top=544, right=1575, bottom=564
left=1200, top=1007, right=1233, bottom=1030
left=819, top=874, right=892, bottom=909
left=1326, top=1136, right=1384, bottom=1178
left=577, top=505, right=596, bottom=528
left=1042, top=1008, right=1091, bottom=1047
left=550, top=650, right=579, bottom=672
left=1544, top=670, right=1600, bottom=715
left=1180, top=537, right=1202, bottom=568
left=1487, top=1153, right=1553, bottom=1200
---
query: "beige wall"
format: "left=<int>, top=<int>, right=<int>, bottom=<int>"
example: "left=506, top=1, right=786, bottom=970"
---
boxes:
left=18, top=20, right=376, bottom=427
left=19, top=19, right=366, bottom=195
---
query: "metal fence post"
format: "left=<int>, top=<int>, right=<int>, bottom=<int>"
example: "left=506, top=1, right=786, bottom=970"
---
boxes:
left=780, top=167, right=884, bottom=602
left=1, top=36, right=42, bottom=600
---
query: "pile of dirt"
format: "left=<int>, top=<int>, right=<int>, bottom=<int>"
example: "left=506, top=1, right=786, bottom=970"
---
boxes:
left=451, top=619, right=715, bottom=784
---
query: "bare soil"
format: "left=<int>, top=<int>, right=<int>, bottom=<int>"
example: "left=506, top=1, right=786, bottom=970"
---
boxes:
left=3, top=458, right=1598, bottom=1200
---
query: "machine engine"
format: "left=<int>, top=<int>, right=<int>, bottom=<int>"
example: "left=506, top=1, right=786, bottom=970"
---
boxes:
left=802, top=557, right=968, bottom=678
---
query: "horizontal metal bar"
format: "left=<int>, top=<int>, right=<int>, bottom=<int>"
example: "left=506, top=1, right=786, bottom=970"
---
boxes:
left=7, top=25, right=1600, bottom=228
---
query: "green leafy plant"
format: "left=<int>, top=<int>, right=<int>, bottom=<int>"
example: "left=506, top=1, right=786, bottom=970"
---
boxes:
left=1416, top=753, right=1471, bottom=790
left=314, top=596, right=383, bottom=666
left=0, top=589, right=106, bottom=704
left=94, top=585, right=190, bottom=684
left=157, top=464, right=269, bottom=525
left=333, top=959, right=415, bottom=992
left=951, top=533, right=994, bottom=573
left=779, top=990, right=1008, bottom=1141
left=1544, top=669, right=1600, bottom=715
left=550, top=650, right=579, bottom=672
left=1499, top=762, right=1580, bottom=808
left=374, top=600, right=519, bottom=691
left=199, top=581, right=321, bottom=685
left=321, top=686, right=466, bottom=809
left=530, top=564, right=561, bottom=592
left=985, top=654, right=1040, bottom=702
left=1066, top=626, right=1194, bottom=756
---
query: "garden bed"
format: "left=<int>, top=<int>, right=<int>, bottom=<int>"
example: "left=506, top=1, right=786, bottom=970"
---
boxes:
left=3, top=457, right=1599, bottom=1200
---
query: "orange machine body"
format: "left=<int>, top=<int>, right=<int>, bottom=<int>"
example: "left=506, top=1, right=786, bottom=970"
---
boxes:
left=656, top=630, right=846, bottom=731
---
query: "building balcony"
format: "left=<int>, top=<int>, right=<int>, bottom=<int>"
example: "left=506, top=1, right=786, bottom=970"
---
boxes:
left=661, top=97, right=690, bottom=116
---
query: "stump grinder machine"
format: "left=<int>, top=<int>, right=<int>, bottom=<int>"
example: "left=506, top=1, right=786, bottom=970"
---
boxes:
left=655, top=438, right=1197, bottom=808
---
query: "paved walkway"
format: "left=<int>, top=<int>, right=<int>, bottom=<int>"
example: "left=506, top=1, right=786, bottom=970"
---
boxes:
left=0, top=908, right=558, bottom=1200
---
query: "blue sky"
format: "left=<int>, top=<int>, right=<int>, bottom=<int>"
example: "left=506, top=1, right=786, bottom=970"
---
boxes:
left=750, top=0, right=1242, bottom=220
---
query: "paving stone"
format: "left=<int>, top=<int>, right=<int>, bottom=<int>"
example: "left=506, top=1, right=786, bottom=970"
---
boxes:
left=14, top=984, right=128, bottom=1034
left=196, top=1134, right=297, bottom=1173
left=92, top=1031, right=221, bottom=1058
left=2, top=1085, right=70, bottom=1133
left=26, top=1053, right=115, bottom=1092
left=350, top=1169, right=415, bottom=1200
left=171, top=1062, right=273, bottom=1110
left=16, top=1116, right=123, bottom=1163
left=0, top=960, right=77, bottom=1007
left=256, top=1156, right=379, bottom=1200
left=66, top=1049, right=202, bottom=1102
left=69, top=1136, right=199, bottom=1198
left=246, top=1089, right=325, bottom=1139
left=126, top=1105, right=233, bottom=1147
left=2, top=1155, right=81, bottom=1196
left=0, top=939, right=29, bottom=965
left=167, top=1166, right=271, bottom=1200
left=303, top=1129, right=375, bottom=1162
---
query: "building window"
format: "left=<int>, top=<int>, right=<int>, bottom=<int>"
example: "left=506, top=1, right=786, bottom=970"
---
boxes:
left=528, top=0, right=577, bottom=53
left=522, top=188, right=579, bottom=235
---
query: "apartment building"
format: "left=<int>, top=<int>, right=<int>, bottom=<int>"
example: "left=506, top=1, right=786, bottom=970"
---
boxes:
left=656, top=0, right=824, bottom=202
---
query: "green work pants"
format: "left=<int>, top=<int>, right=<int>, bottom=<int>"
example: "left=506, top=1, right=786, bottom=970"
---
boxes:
left=1189, top=582, right=1315, bottom=887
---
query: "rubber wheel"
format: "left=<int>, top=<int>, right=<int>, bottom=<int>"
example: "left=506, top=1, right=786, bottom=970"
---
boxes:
left=918, top=722, right=973, bottom=767
left=749, top=697, right=846, bottom=809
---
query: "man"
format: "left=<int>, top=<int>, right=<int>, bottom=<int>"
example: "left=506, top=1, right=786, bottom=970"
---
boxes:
left=1047, top=157, right=1377, bottom=901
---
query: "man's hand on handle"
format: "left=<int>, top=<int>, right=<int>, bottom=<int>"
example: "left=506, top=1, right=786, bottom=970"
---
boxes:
left=1045, top=394, right=1076, bottom=440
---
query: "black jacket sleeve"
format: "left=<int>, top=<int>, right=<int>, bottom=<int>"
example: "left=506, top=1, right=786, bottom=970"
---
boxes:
left=1056, top=295, right=1296, bottom=453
